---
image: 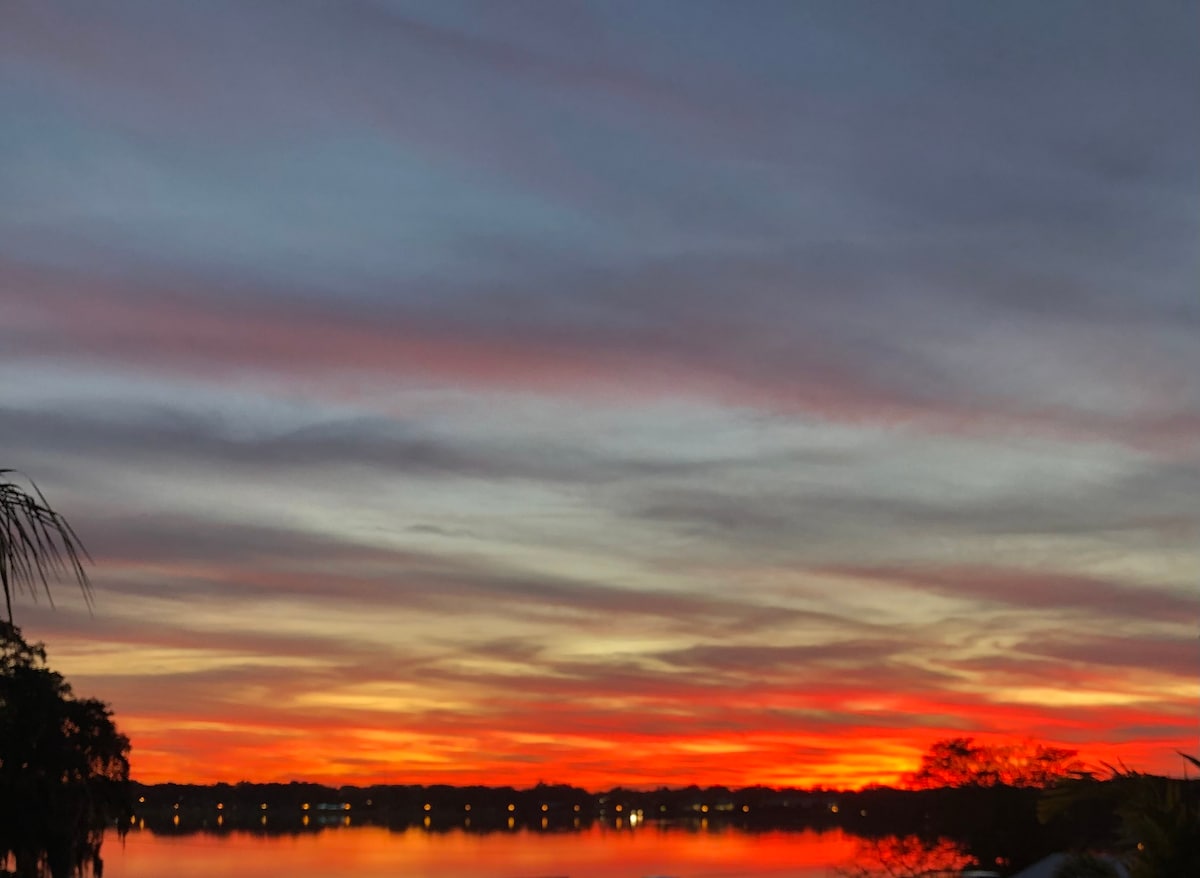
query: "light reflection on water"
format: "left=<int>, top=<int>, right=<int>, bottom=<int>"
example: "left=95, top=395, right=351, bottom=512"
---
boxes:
left=106, top=824, right=858, bottom=878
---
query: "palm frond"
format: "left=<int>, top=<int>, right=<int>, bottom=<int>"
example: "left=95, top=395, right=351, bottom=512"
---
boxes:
left=0, top=470, right=93, bottom=622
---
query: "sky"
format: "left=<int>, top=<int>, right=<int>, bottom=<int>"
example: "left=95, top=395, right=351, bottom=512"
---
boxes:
left=2, top=0, right=1198, bottom=790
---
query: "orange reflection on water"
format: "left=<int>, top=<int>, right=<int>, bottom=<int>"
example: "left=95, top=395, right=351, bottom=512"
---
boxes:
left=106, top=824, right=859, bottom=878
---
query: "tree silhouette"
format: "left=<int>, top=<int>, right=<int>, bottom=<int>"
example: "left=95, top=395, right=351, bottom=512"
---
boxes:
left=0, top=472, right=92, bottom=623
left=906, top=738, right=1083, bottom=789
left=1, top=622, right=130, bottom=878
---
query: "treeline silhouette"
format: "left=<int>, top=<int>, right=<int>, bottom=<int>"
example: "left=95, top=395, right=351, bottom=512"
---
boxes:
left=127, top=777, right=1185, bottom=873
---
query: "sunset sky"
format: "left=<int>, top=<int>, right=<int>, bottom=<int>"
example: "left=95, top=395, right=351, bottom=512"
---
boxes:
left=2, top=1, right=1197, bottom=789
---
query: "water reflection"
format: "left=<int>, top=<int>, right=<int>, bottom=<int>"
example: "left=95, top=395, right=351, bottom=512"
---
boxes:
left=106, top=824, right=859, bottom=878
left=840, top=835, right=974, bottom=878
left=114, top=796, right=1022, bottom=877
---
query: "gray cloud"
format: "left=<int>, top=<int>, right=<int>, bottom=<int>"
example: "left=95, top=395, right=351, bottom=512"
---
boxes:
left=837, top=565, right=1197, bottom=626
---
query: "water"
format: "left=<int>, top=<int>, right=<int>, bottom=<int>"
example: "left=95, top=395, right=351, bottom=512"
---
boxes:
left=104, top=825, right=860, bottom=878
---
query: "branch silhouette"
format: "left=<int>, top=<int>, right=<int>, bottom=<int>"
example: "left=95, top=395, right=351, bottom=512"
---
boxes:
left=0, top=471, right=92, bottom=623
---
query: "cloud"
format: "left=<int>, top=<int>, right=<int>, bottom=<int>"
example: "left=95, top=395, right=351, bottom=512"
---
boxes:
left=1022, top=633, right=1200, bottom=678
left=832, top=564, right=1196, bottom=625
left=6, top=253, right=1198, bottom=456
left=2, top=0, right=1197, bottom=788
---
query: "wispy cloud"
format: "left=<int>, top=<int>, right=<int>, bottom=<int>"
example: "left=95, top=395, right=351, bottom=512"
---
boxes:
left=2, top=0, right=1197, bottom=786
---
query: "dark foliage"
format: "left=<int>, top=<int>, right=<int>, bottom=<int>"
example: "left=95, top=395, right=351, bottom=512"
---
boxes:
left=1041, top=760, right=1200, bottom=877
left=1, top=623, right=130, bottom=878
left=906, top=737, right=1083, bottom=790
left=0, top=473, right=91, bottom=624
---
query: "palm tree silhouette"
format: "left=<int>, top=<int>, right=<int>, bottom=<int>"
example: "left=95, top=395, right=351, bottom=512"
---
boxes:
left=0, top=471, right=91, bottom=623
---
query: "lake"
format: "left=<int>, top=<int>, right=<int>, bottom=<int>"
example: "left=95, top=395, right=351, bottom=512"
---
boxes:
left=104, top=825, right=861, bottom=877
